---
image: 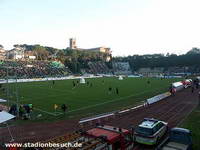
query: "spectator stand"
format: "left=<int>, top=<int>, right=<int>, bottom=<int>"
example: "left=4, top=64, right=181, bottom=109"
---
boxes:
left=88, top=61, right=112, bottom=74
left=112, top=62, right=132, bottom=75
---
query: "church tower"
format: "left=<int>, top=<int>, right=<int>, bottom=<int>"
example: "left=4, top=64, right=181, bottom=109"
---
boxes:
left=69, top=38, right=77, bottom=49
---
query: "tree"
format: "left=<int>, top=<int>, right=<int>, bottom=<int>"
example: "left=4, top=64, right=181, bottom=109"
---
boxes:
left=13, top=44, right=20, bottom=48
left=186, top=47, right=200, bottom=55
left=33, top=45, right=49, bottom=60
left=56, top=50, right=65, bottom=63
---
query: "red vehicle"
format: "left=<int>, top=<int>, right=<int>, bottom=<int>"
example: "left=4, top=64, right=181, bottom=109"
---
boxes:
left=41, top=124, right=133, bottom=150
left=84, top=124, right=134, bottom=150
left=181, top=79, right=192, bottom=88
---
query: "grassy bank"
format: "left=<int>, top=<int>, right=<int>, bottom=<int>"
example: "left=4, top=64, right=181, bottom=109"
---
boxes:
left=181, top=105, right=200, bottom=149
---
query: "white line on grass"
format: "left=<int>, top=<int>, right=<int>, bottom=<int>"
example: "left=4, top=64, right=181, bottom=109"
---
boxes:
left=34, top=108, right=59, bottom=116
left=7, top=86, right=168, bottom=117
left=66, top=87, right=166, bottom=113
left=19, top=92, right=78, bottom=104
left=3, top=99, right=63, bottom=116
left=31, top=84, right=76, bottom=94
left=21, top=82, right=76, bottom=95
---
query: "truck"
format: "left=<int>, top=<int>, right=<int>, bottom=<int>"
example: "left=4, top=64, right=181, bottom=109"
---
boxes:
left=42, top=124, right=134, bottom=150
left=156, top=127, right=192, bottom=150
left=82, top=124, right=134, bottom=150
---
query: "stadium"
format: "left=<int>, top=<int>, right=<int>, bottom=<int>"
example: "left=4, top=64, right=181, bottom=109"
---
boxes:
left=0, top=41, right=200, bottom=150
left=1, top=1, right=200, bottom=149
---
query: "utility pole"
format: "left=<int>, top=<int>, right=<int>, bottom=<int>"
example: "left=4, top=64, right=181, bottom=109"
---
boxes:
left=73, top=50, right=78, bottom=73
left=6, top=66, right=10, bottom=108
left=15, top=71, right=19, bottom=118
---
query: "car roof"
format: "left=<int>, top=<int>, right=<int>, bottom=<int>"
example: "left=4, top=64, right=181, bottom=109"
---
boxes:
left=185, top=79, right=192, bottom=82
left=139, top=119, right=160, bottom=129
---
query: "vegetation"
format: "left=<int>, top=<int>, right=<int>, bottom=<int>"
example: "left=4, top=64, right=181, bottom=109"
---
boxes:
left=12, top=44, right=200, bottom=73
left=0, top=77, right=179, bottom=122
left=2, top=44, right=200, bottom=74
left=14, top=44, right=110, bottom=73
left=114, top=49, right=200, bottom=72
left=186, top=47, right=200, bottom=55
left=181, top=106, right=200, bottom=150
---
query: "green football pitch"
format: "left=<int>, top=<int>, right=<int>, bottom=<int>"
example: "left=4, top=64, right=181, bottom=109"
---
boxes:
left=0, top=77, right=180, bottom=121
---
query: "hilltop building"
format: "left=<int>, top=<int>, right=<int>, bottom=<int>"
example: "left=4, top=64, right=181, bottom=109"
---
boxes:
left=68, top=38, right=112, bottom=61
left=24, top=51, right=36, bottom=60
left=6, top=46, right=25, bottom=59
left=0, top=46, right=6, bottom=60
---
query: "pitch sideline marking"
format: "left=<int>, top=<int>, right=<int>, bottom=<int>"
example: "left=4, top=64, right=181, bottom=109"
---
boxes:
left=5, top=86, right=168, bottom=117
left=25, top=83, right=76, bottom=94
left=2, top=99, right=63, bottom=116
left=33, top=86, right=165, bottom=115
left=34, top=108, right=62, bottom=116
left=66, top=87, right=167, bottom=113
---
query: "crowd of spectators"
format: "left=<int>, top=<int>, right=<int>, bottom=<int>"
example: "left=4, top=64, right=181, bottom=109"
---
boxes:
left=0, top=60, right=71, bottom=79
left=88, top=61, right=112, bottom=74
left=112, top=62, right=132, bottom=75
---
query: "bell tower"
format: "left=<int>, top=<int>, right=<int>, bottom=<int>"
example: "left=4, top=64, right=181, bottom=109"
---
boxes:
left=69, top=38, right=77, bottom=49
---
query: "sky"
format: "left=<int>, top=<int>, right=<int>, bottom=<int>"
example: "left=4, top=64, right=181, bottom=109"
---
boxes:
left=0, top=0, right=200, bottom=56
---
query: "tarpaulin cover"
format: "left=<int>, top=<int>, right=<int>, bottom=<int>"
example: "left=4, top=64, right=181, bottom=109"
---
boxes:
left=0, top=99, right=7, bottom=102
left=0, top=111, right=15, bottom=123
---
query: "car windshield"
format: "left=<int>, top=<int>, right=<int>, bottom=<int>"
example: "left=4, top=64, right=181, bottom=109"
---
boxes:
left=135, top=127, right=153, bottom=136
left=170, top=131, right=191, bottom=144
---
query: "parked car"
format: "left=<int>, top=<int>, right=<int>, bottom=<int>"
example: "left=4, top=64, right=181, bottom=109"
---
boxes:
left=156, top=127, right=192, bottom=150
left=133, top=118, right=168, bottom=145
left=172, top=82, right=184, bottom=92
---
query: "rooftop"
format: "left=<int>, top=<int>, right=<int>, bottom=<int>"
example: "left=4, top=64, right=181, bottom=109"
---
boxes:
left=139, top=119, right=159, bottom=129
left=87, top=128, right=120, bottom=142
left=86, top=125, right=129, bottom=142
